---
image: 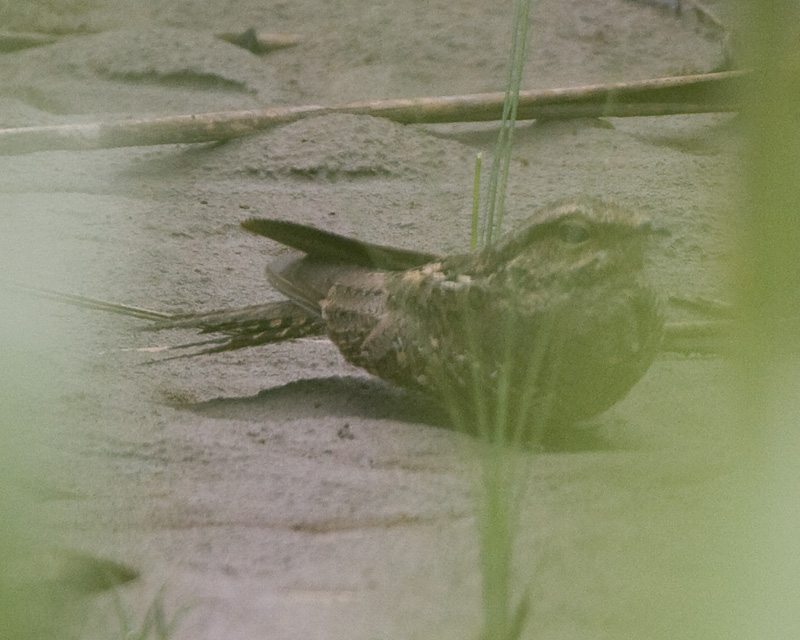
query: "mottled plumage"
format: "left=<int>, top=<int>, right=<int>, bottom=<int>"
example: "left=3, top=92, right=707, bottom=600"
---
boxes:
left=241, top=198, right=663, bottom=441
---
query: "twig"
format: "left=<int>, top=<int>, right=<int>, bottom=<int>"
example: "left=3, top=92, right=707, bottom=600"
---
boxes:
left=0, top=29, right=302, bottom=53
left=0, top=71, right=744, bottom=155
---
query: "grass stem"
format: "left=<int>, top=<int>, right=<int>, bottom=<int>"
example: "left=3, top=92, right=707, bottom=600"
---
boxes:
left=471, top=153, right=483, bottom=251
left=479, top=0, right=532, bottom=247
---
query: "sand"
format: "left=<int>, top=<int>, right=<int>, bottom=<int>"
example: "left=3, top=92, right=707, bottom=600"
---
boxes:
left=0, top=1, right=748, bottom=638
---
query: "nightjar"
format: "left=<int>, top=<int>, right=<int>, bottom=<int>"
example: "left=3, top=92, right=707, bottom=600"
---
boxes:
left=239, top=197, right=663, bottom=442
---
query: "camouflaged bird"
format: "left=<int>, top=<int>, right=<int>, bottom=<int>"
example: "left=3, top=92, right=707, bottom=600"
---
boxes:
left=234, top=197, right=663, bottom=441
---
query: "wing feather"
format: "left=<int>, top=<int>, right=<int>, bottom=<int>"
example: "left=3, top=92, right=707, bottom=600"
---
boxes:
left=241, top=218, right=439, bottom=270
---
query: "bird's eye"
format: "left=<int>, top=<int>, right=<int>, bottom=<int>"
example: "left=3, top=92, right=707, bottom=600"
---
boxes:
left=558, top=221, right=590, bottom=244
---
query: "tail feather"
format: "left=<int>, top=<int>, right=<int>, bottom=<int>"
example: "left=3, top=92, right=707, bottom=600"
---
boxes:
left=155, top=301, right=326, bottom=354
left=2, top=282, right=173, bottom=321
left=5, top=281, right=326, bottom=356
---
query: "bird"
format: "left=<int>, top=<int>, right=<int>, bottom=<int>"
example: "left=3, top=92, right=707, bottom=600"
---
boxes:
left=232, top=197, right=663, bottom=442
left=11, top=197, right=662, bottom=443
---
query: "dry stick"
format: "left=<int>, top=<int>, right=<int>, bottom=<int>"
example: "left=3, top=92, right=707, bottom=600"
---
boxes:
left=0, top=29, right=302, bottom=53
left=0, top=71, right=744, bottom=155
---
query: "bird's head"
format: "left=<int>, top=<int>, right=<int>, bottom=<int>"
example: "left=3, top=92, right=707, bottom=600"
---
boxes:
left=482, top=197, right=660, bottom=290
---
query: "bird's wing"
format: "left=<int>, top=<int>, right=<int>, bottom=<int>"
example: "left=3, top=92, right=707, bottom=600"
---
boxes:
left=266, top=252, right=390, bottom=317
left=240, top=218, right=440, bottom=270
left=266, top=252, right=343, bottom=314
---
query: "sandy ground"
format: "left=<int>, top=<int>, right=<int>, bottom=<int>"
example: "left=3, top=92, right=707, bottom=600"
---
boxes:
left=0, top=1, right=751, bottom=638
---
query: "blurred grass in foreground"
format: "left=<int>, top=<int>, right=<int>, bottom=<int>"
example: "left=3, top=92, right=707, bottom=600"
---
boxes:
left=464, top=0, right=534, bottom=638
left=0, top=291, right=88, bottom=638
left=731, top=1, right=800, bottom=637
